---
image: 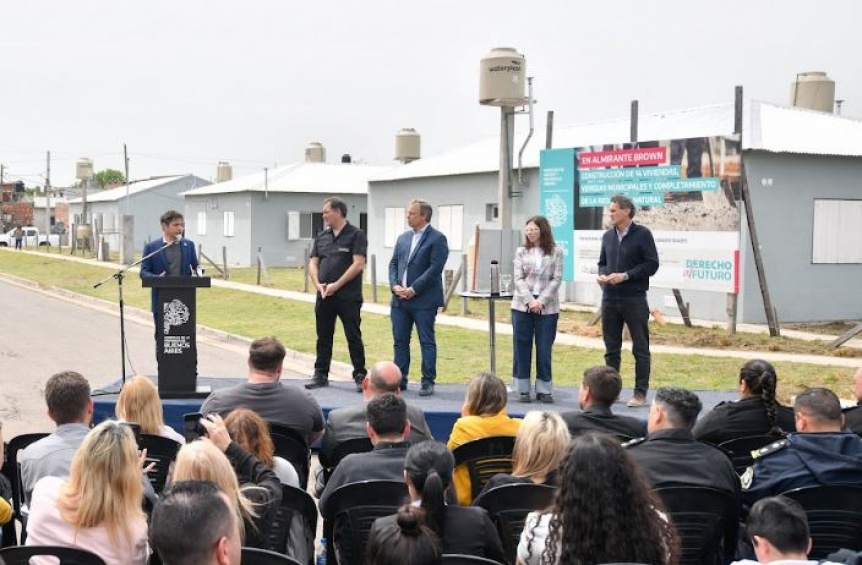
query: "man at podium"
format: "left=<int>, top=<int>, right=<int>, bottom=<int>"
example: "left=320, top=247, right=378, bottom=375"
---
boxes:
left=141, top=210, right=200, bottom=315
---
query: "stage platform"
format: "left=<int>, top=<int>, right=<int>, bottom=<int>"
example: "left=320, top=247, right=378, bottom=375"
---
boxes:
left=92, top=376, right=738, bottom=444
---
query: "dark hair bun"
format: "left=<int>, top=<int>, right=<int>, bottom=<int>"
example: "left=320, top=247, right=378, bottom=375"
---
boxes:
left=396, top=505, right=425, bottom=536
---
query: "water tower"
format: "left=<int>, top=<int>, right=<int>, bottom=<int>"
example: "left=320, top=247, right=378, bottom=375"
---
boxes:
left=305, top=142, right=326, bottom=163
left=216, top=161, right=233, bottom=182
left=75, top=158, right=95, bottom=240
left=479, top=47, right=530, bottom=275
left=395, top=128, right=421, bottom=164
left=790, top=72, right=835, bottom=113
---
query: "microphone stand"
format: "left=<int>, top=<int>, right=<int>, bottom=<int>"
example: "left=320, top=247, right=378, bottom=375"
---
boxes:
left=93, top=239, right=178, bottom=389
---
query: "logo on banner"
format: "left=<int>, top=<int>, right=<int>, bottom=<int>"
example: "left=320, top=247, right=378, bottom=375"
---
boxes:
left=544, top=194, right=568, bottom=227
left=163, top=299, right=190, bottom=334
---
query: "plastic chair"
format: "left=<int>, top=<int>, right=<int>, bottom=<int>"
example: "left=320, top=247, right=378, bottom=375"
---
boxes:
left=323, top=480, right=408, bottom=565
left=269, top=424, right=311, bottom=489
left=717, top=434, right=784, bottom=474
left=240, top=547, right=302, bottom=564
left=321, top=437, right=374, bottom=482
left=654, top=486, right=740, bottom=565
left=0, top=545, right=106, bottom=564
left=451, top=436, right=515, bottom=504
left=442, top=555, right=506, bottom=564
left=472, top=483, right=556, bottom=565
left=1, top=432, right=49, bottom=546
left=267, top=484, right=318, bottom=564
left=138, top=434, right=181, bottom=495
left=781, top=484, right=862, bottom=559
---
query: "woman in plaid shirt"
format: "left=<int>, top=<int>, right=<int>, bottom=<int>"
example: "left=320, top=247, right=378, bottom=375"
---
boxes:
left=511, top=216, right=563, bottom=404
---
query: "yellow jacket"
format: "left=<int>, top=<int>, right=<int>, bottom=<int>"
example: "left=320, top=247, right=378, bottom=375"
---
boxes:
left=447, top=411, right=521, bottom=505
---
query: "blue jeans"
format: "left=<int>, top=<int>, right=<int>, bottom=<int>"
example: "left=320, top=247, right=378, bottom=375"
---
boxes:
left=391, top=304, right=438, bottom=386
left=602, top=295, right=651, bottom=395
left=512, top=309, right=558, bottom=394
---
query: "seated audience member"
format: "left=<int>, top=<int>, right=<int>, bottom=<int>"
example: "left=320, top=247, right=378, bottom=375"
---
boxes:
left=0, top=422, right=14, bottom=536
left=561, top=365, right=647, bottom=439
left=318, top=393, right=411, bottom=515
left=200, top=337, right=324, bottom=444
left=367, top=505, right=442, bottom=565
left=694, top=359, right=796, bottom=445
left=150, top=480, right=242, bottom=565
left=447, top=372, right=522, bottom=505
left=731, top=495, right=843, bottom=565
left=480, top=410, right=569, bottom=496
left=224, top=408, right=299, bottom=487
left=20, top=371, right=93, bottom=507
left=116, top=375, right=185, bottom=444
left=26, top=421, right=148, bottom=565
left=173, top=415, right=282, bottom=549
left=370, top=442, right=506, bottom=561
left=741, top=387, right=862, bottom=509
left=319, top=361, right=432, bottom=485
left=626, top=387, right=739, bottom=496
left=842, top=367, right=862, bottom=435
left=518, top=432, right=679, bottom=565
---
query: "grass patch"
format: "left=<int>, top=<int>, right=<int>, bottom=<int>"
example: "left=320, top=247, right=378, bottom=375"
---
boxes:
left=3, top=249, right=858, bottom=402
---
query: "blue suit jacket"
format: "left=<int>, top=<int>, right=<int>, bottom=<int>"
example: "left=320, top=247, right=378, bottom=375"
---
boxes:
left=388, top=225, right=448, bottom=309
left=140, top=238, right=199, bottom=312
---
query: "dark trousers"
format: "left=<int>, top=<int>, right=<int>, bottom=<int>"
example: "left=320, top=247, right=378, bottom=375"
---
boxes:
left=602, top=295, right=651, bottom=395
left=315, top=296, right=366, bottom=380
left=391, top=304, right=437, bottom=386
left=14, top=238, right=22, bottom=250
left=511, top=309, right=558, bottom=394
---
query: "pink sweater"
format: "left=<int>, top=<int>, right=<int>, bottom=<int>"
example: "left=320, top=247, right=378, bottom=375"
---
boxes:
left=26, top=477, right=148, bottom=565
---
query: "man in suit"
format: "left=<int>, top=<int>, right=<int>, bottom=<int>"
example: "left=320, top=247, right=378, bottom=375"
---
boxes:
left=561, top=365, right=647, bottom=439
left=140, top=209, right=200, bottom=317
left=316, top=361, right=432, bottom=494
left=388, top=199, right=449, bottom=396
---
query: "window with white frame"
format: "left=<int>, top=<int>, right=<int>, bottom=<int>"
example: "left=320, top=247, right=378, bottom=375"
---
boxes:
left=223, top=211, right=235, bottom=237
left=436, top=204, right=463, bottom=250
left=287, top=211, right=324, bottom=240
left=385, top=207, right=406, bottom=248
left=812, top=199, right=862, bottom=264
left=197, top=211, right=207, bottom=236
left=287, top=211, right=300, bottom=240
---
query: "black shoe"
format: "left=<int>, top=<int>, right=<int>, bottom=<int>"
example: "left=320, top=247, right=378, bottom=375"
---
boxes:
left=399, top=382, right=408, bottom=391
left=304, top=374, right=329, bottom=389
left=536, top=393, right=554, bottom=404
left=518, top=393, right=532, bottom=403
left=354, top=379, right=363, bottom=393
left=419, top=383, right=435, bottom=397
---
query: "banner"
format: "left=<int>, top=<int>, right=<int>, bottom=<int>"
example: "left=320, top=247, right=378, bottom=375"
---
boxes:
left=538, top=148, right=576, bottom=281
left=540, top=136, right=742, bottom=293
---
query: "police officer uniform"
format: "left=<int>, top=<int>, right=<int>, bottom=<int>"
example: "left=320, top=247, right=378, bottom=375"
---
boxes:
left=693, top=396, right=796, bottom=445
left=740, top=431, right=862, bottom=509
left=624, top=428, right=739, bottom=496
left=561, top=405, right=647, bottom=439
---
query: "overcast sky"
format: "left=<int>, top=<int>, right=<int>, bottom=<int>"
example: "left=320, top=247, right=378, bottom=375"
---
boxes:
left=1, top=0, right=858, bottom=187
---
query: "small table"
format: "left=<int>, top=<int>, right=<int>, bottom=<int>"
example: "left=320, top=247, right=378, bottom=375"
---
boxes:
left=459, top=290, right=513, bottom=375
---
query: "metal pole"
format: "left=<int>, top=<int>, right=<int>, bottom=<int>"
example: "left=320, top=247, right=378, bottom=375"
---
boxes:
left=369, top=254, right=378, bottom=303
left=46, top=151, right=51, bottom=246
left=499, top=106, right=515, bottom=276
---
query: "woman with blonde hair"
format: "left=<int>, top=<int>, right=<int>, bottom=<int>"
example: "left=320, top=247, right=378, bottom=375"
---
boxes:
left=479, top=410, right=569, bottom=496
left=224, top=408, right=299, bottom=487
left=26, top=420, right=149, bottom=565
left=172, top=413, right=281, bottom=549
left=115, top=375, right=184, bottom=444
left=447, top=373, right=521, bottom=505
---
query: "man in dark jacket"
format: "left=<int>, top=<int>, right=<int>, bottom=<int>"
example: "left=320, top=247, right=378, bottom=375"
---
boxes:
left=561, top=365, right=647, bottom=439
left=597, top=194, right=659, bottom=407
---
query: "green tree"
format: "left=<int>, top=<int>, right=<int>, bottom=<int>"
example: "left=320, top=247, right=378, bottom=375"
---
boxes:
left=94, top=168, right=125, bottom=188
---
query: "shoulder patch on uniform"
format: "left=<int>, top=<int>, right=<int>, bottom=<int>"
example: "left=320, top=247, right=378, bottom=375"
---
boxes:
left=740, top=466, right=754, bottom=490
left=622, top=437, right=647, bottom=449
left=751, top=438, right=788, bottom=460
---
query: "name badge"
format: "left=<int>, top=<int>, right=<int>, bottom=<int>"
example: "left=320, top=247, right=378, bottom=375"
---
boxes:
left=337, top=247, right=350, bottom=252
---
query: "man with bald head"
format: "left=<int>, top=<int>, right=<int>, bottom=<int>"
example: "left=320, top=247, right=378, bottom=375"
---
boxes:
left=841, top=367, right=862, bottom=435
left=315, top=361, right=432, bottom=494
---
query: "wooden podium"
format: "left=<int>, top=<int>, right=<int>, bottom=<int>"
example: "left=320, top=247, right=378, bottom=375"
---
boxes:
left=142, top=276, right=212, bottom=398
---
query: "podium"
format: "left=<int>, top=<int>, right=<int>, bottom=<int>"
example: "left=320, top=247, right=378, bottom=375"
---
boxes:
left=142, top=276, right=212, bottom=398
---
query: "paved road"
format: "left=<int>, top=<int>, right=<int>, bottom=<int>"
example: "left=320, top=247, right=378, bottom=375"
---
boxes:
left=0, top=278, right=305, bottom=437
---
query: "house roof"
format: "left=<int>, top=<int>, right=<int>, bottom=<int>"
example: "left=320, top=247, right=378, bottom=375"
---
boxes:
left=371, top=100, right=862, bottom=182
left=182, top=162, right=388, bottom=197
left=67, top=175, right=205, bottom=204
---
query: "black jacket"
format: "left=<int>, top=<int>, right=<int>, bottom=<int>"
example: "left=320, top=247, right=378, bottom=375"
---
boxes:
left=693, top=396, right=796, bottom=445
left=225, top=441, right=283, bottom=550
left=598, top=222, right=659, bottom=297
left=561, top=405, right=647, bottom=439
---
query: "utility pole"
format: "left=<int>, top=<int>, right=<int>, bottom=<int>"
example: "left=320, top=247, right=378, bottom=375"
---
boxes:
left=46, top=151, right=51, bottom=239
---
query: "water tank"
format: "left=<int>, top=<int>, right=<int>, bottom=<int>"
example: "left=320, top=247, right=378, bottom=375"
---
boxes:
left=479, top=47, right=526, bottom=106
left=395, top=128, right=421, bottom=163
left=76, top=158, right=94, bottom=181
left=790, top=72, right=835, bottom=113
left=76, top=223, right=92, bottom=240
left=341, top=154, right=352, bottom=164
left=216, top=161, right=233, bottom=182
left=305, top=142, right=326, bottom=163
